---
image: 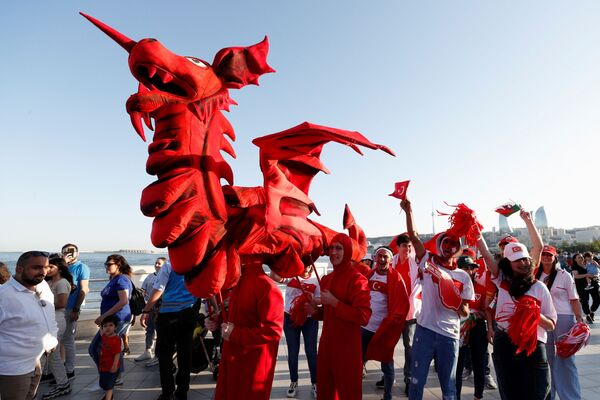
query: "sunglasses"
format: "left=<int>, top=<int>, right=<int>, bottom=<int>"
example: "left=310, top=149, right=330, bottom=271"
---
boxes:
left=35, top=290, right=47, bottom=307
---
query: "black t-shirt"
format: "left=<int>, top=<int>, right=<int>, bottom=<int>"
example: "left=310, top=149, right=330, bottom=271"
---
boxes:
left=571, top=264, right=588, bottom=291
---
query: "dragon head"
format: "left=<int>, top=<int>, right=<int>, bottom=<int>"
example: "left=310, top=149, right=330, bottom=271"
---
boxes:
left=81, top=13, right=274, bottom=141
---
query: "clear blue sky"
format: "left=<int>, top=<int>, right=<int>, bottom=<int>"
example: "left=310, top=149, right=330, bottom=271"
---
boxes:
left=2, top=1, right=600, bottom=251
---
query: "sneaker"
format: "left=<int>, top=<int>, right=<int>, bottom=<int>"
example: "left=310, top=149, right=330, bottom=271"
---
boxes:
left=146, top=357, right=160, bottom=367
left=135, top=350, right=153, bottom=362
left=123, top=347, right=130, bottom=356
left=485, top=374, right=498, bottom=390
left=286, top=382, right=298, bottom=398
left=462, top=368, right=472, bottom=381
left=42, top=383, right=71, bottom=399
left=375, top=376, right=385, bottom=389
left=66, top=371, right=75, bottom=381
left=311, top=383, right=317, bottom=398
left=40, top=373, right=55, bottom=384
left=586, top=314, right=593, bottom=324
left=114, top=377, right=123, bottom=386
left=591, top=312, right=596, bottom=322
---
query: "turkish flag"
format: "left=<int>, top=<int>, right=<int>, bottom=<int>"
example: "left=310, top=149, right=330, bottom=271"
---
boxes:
left=389, top=180, right=410, bottom=200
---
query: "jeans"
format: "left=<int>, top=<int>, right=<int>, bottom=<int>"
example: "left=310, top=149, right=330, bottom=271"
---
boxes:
left=63, top=312, right=78, bottom=374
left=409, top=324, right=458, bottom=400
left=493, top=329, right=550, bottom=400
left=156, top=307, right=195, bottom=398
left=283, top=313, right=318, bottom=384
left=361, top=328, right=394, bottom=400
left=545, top=314, right=581, bottom=400
left=456, top=319, right=487, bottom=399
left=45, top=311, right=68, bottom=385
left=145, top=311, right=156, bottom=350
left=401, top=319, right=416, bottom=385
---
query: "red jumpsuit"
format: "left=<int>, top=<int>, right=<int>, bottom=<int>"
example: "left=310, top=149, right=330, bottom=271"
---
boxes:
left=316, top=234, right=372, bottom=400
left=215, top=262, right=284, bottom=400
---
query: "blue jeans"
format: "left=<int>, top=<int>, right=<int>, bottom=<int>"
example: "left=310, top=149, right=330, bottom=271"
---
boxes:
left=493, top=329, right=550, bottom=400
left=145, top=311, right=156, bottom=350
left=361, top=328, right=394, bottom=400
left=401, top=319, right=416, bottom=384
left=283, top=313, right=318, bottom=383
left=409, top=324, right=458, bottom=400
left=545, top=314, right=581, bottom=400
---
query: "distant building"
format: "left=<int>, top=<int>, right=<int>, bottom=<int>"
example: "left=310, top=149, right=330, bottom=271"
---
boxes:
left=575, top=228, right=600, bottom=243
left=535, top=207, right=548, bottom=229
left=499, top=215, right=512, bottom=233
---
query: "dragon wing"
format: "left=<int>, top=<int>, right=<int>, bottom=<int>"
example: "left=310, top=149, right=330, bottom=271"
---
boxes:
left=252, top=121, right=395, bottom=255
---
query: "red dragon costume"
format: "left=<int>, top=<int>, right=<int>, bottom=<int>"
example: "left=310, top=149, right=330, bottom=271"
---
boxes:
left=81, top=13, right=394, bottom=399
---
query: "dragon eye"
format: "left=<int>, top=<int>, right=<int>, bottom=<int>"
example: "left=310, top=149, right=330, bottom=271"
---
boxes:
left=185, top=57, right=209, bottom=69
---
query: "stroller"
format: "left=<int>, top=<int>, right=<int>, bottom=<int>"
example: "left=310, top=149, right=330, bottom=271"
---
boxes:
left=191, top=312, right=221, bottom=380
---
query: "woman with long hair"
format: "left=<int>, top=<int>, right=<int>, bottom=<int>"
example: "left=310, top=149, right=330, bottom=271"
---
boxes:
left=89, top=254, right=133, bottom=384
left=571, top=253, right=599, bottom=323
left=477, top=210, right=557, bottom=400
left=40, top=255, right=75, bottom=399
left=535, top=246, right=583, bottom=400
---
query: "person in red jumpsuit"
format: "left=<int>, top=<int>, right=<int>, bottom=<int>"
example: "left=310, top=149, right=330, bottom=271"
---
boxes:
left=309, top=233, right=372, bottom=400
left=208, top=261, right=284, bottom=400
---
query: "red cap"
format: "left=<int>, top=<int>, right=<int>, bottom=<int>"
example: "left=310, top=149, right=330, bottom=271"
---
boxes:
left=542, top=245, right=557, bottom=256
left=498, top=235, right=518, bottom=247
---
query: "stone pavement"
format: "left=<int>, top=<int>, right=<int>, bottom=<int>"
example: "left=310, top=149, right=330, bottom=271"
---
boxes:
left=37, top=322, right=600, bottom=400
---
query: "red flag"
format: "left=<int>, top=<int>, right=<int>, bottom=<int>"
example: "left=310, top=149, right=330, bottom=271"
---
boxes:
left=389, top=180, right=410, bottom=200
left=494, top=201, right=521, bottom=217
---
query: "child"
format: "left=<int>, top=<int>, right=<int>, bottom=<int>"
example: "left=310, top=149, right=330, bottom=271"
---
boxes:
left=583, top=252, right=600, bottom=290
left=98, top=315, right=122, bottom=400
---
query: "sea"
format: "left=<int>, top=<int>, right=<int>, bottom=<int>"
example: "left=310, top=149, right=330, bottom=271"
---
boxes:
left=0, top=251, right=331, bottom=311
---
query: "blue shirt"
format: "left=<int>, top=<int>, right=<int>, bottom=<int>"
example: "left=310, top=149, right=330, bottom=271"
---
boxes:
left=153, top=263, right=195, bottom=313
left=100, top=275, right=132, bottom=322
left=67, top=261, right=90, bottom=310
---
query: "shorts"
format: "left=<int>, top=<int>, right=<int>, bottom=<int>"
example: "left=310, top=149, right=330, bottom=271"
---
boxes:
left=99, top=371, right=118, bottom=390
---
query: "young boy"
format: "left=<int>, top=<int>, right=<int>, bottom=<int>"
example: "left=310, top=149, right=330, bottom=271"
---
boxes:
left=98, top=315, right=122, bottom=400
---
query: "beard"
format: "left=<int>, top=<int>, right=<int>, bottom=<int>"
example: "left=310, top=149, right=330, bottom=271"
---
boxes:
left=21, top=275, right=45, bottom=286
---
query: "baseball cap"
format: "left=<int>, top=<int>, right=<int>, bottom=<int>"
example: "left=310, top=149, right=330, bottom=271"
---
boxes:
left=542, top=245, right=557, bottom=256
left=457, top=256, right=478, bottom=269
left=504, top=243, right=530, bottom=262
left=498, top=235, right=519, bottom=247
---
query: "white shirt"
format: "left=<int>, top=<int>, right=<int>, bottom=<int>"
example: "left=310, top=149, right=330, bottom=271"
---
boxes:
left=363, top=271, right=389, bottom=332
left=417, top=252, right=475, bottom=339
left=493, top=271, right=557, bottom=343
left=392, top=254, right=422, bottom=320
left=284, top=275, right=320, bottom=314
left=539, top=269, right=578, bottom=316
left=0, top=278, right=58, bottom=375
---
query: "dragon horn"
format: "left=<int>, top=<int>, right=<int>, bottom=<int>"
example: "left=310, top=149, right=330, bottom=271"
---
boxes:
left=80, top=12, right=137, bottom=53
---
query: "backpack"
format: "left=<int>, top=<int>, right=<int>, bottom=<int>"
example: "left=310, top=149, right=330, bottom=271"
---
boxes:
left=129, top=279, right=146, bottom=316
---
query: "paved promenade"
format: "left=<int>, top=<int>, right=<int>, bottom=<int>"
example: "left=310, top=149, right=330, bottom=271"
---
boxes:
left=38, top=322, right=600, bottom=400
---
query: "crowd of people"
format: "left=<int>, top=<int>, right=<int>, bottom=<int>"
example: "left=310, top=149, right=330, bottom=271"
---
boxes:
left=0, top=201, right=597, bottom=400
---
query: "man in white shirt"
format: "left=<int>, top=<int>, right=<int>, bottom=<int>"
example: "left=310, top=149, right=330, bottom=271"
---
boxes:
left=0, top=251, right=58, bottom=400
left=401, top=199, right=474, bottom=400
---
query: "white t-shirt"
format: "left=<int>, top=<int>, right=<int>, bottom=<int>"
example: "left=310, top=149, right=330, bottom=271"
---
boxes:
left=284, top=275, right=320, bottom=314
left=0, top=278, right=58, bottom=375
left=417, top=252, right=475, bottom=339
left=363, top=271, right=389, bottom=332
left=539, top=269, right=579, bottom=316
left=493, top=271, right=557, bottom=343
left=392, top=254, right=422, bottom=320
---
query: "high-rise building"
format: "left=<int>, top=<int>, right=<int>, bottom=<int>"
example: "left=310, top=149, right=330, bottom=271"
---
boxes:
left=499, top=215, right=512, bottom=233
left=535, top=206, right=548, bottom=228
